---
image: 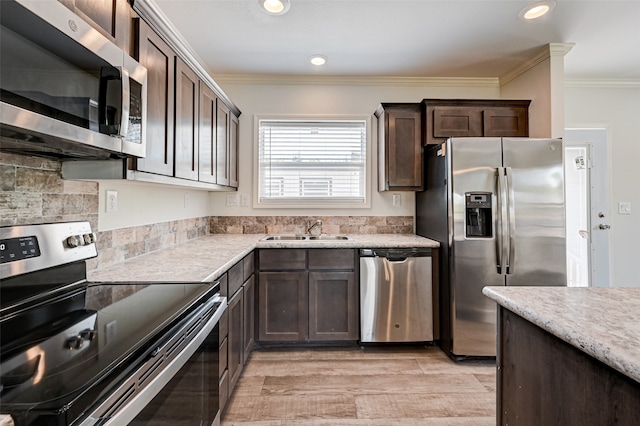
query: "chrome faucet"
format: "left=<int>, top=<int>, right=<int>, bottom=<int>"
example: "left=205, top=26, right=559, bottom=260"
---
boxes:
left=306, top=219, right=323, bottom=235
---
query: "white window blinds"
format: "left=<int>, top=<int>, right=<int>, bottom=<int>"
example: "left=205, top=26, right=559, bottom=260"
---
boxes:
left=258, top=119, right=367, bottom=205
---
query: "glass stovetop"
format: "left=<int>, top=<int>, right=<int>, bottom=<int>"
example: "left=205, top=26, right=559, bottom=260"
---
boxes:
left=0, top=281, right=216, bottom=416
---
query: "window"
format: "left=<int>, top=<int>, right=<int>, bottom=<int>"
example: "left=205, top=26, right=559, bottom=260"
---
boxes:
left=256, top=117, right=369, bottom=207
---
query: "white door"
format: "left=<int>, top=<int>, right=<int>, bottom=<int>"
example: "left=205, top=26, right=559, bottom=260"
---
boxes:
left=564, top=128, right=611, bottom=287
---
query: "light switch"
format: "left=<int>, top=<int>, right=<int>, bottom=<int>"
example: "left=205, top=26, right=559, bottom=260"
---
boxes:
left=618, top=202, right=631, bottom=215
left=392, top=193, right=401, bottom=207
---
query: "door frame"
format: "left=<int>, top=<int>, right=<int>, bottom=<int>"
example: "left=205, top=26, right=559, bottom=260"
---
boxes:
left=564, top=127, right=612, bottom=287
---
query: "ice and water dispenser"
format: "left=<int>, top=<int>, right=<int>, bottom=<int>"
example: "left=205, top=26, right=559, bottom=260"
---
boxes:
left=465, top=192, right=492, bottom=238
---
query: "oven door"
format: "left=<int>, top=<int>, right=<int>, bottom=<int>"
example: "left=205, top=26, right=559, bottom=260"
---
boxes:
left=81, top=294, right=226, bottom=426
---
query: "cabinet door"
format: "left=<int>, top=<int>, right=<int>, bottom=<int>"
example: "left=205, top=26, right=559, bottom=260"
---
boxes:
left=216, top=100, right=230, bottom=186
left=242, top=275, right=255, bottom=362
left=227, top=290, right=244, bottom=392
left=308, top=271, right=358, bottom=341
left=175, top=58, right=199, bottom=180
left=258, top=272, right=308, bottom=341
left=135, top=20, right=175, bottom=176
left=218, top=369, right=229, bottom=415
left=377, top=104, right=423, bottom=191
left=483, top=107, right=528, bottom=137
left=59, top=0, right=131, bottom=52
left=229, top=112, right=239, bottom=188
left=199, top=83, right=217, bottom=183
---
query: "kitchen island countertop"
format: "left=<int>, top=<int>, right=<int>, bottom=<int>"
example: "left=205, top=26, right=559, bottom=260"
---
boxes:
left=88, top=233, right=439, bottom=283
left=483, top=286, right=640, bottom=384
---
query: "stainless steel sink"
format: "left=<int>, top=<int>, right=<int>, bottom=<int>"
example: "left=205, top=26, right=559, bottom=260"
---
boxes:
left=261, top=235, right=307, bottom=241
left=307, top=235, right=351, bottom=240
left=261, top=234, right=352, bottom=241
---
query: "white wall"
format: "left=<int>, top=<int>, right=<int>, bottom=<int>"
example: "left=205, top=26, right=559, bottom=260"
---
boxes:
left=501, top=59, right=553, bottom=138
left=97, top=180, right=210, bottom=231
left=210, top=77, right=500, bottom=217
left=565, top=84, right=640, bottom=286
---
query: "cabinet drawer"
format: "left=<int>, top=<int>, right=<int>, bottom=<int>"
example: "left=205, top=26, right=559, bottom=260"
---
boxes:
left=308, top=249, right=355, bottom=270
left=259, top=249, right=307, bottom=270
left=218, top=273, right=229, bottom=297
left=219, top=308, right=228, bottom=344
left=228, top=261, right=244, bottom=297
left=243, top=252, right=255, bottom=280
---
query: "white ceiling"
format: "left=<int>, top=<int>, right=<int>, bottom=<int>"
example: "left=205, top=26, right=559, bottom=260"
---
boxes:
left=151, top=0, right=640, bottom=81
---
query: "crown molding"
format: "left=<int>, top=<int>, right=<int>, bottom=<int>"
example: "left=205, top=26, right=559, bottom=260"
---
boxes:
left=564, top=79, right=640, bottom=88
left=213, top=74, right=500, bottom=88
left=133, top=0, right=240, bottom=116
left=499, top=43, right=575, bottom=86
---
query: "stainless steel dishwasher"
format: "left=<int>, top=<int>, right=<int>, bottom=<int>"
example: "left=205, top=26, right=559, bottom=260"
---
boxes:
left=360, top=248, right=433, bottom=342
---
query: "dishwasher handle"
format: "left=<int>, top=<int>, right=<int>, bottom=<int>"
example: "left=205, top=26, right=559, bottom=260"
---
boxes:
left=359, top=248, right=432, bottom=259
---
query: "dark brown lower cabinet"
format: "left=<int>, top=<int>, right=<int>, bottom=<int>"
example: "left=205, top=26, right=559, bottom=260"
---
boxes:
left=242, top=274, right=255, bottom=361
left=257, top=249, right=358, bottom=343
left=217, top=307, right=229, bottom=413
left=308, top=271, right=358, bottom=340
left=259, top=271, right=308, bottom=341
left=227, top=290, right=243, bottom=392
left=497, top=307, right=640, bottom=425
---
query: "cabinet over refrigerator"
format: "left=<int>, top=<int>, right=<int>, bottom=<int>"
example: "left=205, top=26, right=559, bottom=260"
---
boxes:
left=416, top=137, right=566, bottom=358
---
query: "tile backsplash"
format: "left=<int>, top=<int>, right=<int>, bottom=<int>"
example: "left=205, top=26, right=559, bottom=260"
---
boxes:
left=88, top=217, right=210, bottom=271
left=210, top=215, right=414, bottom=235
left=1, top=152, right=99, bottom=227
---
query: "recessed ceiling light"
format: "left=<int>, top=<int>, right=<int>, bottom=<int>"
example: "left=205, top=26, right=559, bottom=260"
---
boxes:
left=258, top=0, right=290, bottom=15
left=519, top=0, right=556, bottom=20
left=310, top=55, right=327, bottom=66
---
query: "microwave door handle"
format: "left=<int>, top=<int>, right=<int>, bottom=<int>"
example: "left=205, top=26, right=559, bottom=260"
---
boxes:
left=118, top=66, right=130, bottom=139
left=506, top=166, right=516, bottom=274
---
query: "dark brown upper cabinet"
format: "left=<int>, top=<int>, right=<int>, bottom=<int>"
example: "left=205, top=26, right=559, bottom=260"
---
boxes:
left=134, top=19, right=175, bottom=176
left=423, top=99, right=530, bottom=146
left=58, top=0, right=132, bottom=54
left=375, top=103, right=424, bottom=191
left=174, top=58, right=199, bottom=181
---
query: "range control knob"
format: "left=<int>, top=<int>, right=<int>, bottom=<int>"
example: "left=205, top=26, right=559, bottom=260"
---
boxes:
left=83, top=233, right=96, bottom=245
left=65, top=335, right=84, bottom=350
left=66, top=235, right=80, bottom=248
left=80, top=329, right=97, bottom=341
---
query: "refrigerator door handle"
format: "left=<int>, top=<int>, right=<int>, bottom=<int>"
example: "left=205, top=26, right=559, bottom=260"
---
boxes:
left=505, top=167, right=516, bottom=274
left=496, top=167, right=508, bottom=275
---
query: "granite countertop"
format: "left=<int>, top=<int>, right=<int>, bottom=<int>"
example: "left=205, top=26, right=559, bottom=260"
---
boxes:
left=483, top=286, right=640, bottom=384
left=88, top=233, right=439, bottom=283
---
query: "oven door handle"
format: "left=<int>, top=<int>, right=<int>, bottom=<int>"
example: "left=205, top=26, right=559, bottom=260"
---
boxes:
left=80, top=295, right=227, bottom=426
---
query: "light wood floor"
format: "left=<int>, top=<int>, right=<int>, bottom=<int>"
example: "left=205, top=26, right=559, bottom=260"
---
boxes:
left=221, top=345, right=496, bottom=425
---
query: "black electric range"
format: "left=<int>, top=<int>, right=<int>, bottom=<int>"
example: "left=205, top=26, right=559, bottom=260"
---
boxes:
left=0, top=222, right=225, bottom=425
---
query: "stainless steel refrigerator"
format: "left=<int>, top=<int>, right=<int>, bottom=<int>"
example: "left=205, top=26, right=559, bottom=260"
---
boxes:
left=416, top=137, right=566, bottom=358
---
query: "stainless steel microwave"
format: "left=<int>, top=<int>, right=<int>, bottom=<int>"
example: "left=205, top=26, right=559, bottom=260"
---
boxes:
left=0, top=0, right=147, bottom=159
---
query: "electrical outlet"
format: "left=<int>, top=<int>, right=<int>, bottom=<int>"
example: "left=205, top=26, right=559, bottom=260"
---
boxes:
left=106, top=190, right=117, bottom=213
left=392, top=193, right=401, bottom=207
left=184, top=194, right=191, bottom=208
left=226, top=193, right=239, bottom=206
left=241, top=193, right=250, bottom=207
